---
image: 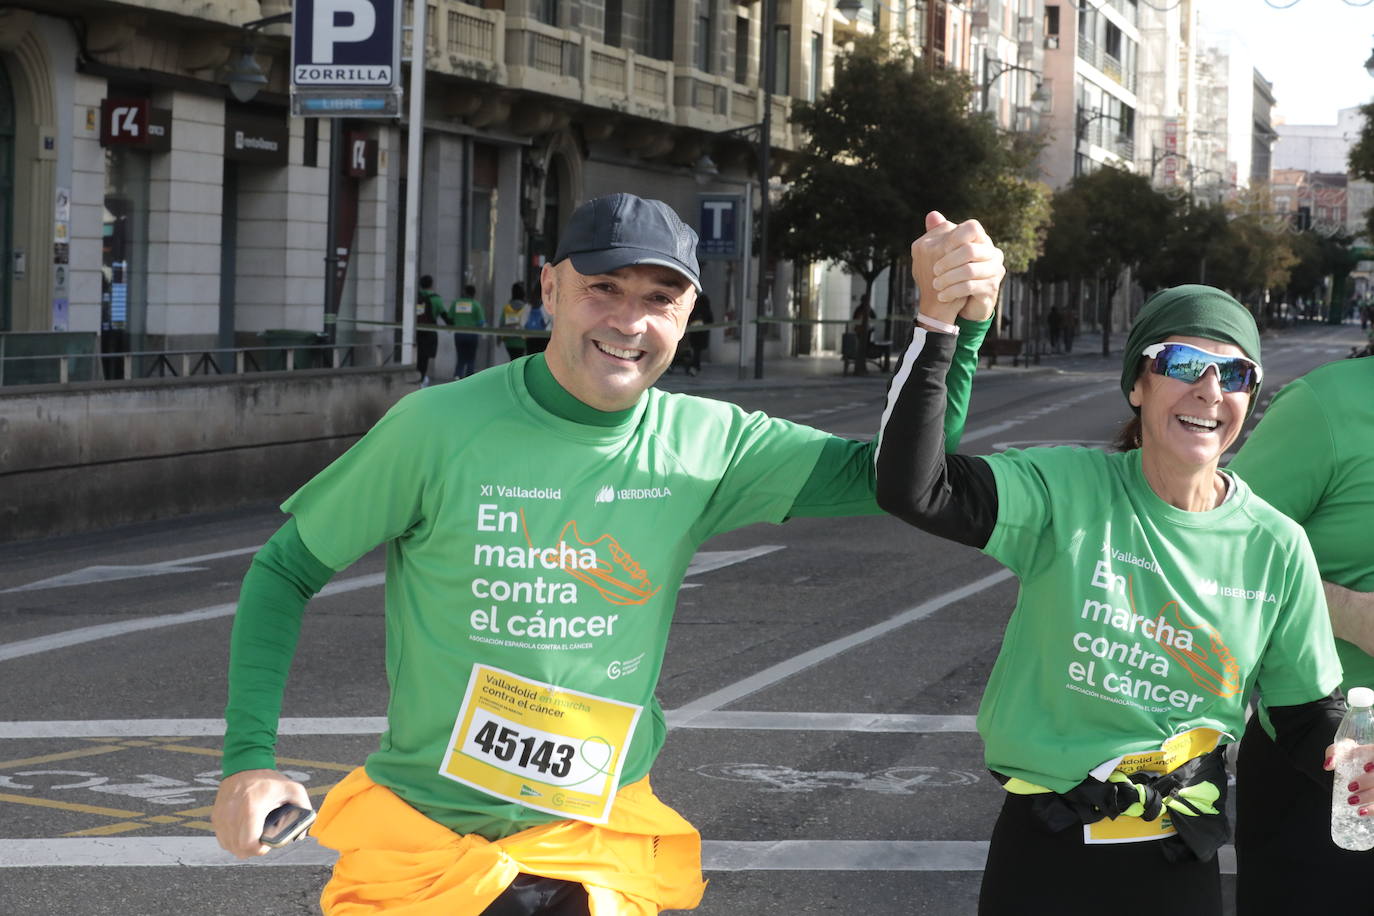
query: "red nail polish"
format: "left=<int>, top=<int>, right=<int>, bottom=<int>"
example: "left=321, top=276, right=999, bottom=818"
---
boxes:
left=1365, top=761, right=1374, bottom=773
left=1326, top=756, right=1335, bottom=769
left=1349, top=794, right=1362, bottom=805
left=1362, top=807, right=1372, bottom=817
left=1351, top=781, right=1362, bottom=792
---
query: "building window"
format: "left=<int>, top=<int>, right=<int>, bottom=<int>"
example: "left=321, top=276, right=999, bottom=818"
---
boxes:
left=808, top=31, right=822, bottom=101
left=649, top=0, right=673, bottom=61
left=735, top=16, right=750, bottom=83
left=535, top=0, right=558, bottom=27
left=772, top=24, right=790, bottom=94
left=605, top=0, right=623, bottom=47
left=1044, top=5, right=1060, bottom=48
left=695, top=0, right=715, bottom=72
left=1104, top=23, right=1122, bottom=61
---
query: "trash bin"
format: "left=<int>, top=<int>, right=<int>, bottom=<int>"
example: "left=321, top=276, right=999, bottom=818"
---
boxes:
left=259, top=329, right=326, bottom=370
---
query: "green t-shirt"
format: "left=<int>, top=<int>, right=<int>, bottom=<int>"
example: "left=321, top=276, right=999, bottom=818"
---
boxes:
left=283, top=356, right=858, bottom=837
left=1228, top=357, right=1374, bottom=693
left=446, top=297, right=485, bottom=329
left=977, top=446, right=1341, bottom=792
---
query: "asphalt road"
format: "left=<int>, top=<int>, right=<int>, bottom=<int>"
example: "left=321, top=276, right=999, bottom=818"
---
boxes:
left=0, top=320, right=1365, bottom=916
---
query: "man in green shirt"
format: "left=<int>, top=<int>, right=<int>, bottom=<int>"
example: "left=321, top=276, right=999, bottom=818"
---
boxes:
left=445, top=283, right=486, bottom=379
left=210, top=193, right=1006, bottom=914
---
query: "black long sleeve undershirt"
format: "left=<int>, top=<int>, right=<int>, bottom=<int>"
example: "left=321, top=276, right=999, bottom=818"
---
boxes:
left=875, top=330, right=998, bottom=549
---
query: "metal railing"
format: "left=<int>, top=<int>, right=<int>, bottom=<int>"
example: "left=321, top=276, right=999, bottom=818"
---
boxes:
left=0, top=343, right=397, bottom=389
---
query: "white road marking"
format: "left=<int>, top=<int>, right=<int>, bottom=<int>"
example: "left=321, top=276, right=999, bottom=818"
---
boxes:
left=0, top=548, right=783, bottom=665
left=671, top=711, right=979, bottom=732
left=0, top=837, right=1239, bottom=874
left=2, top=546, right=263, bottom=594
left=668, top=569, right=1015, bottom=727
left=685, top=546, right=784, bottom=577
left=0, top=712, right=974, bottom=739
left=0, top=573, right=386, bottom=663
left=959, top=389, right=1104, bottom=445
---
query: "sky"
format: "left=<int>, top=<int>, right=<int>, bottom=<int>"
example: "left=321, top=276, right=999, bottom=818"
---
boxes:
left=1199, top=0, right=1372, bottom=125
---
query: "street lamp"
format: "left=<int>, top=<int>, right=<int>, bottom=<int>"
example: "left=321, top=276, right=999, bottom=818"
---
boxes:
left=1074, top=107, right=1126, bottom=177
left=221, top=12, right=290, bottom=103
left=980, top=55, right=1049, bottom=120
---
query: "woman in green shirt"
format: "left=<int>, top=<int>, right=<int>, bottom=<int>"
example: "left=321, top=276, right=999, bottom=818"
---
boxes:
left=875, top=285, right=1356, bottom=915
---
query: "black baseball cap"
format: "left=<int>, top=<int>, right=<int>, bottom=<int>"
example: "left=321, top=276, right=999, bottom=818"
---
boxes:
left=553, top=193, right=701, bottom=291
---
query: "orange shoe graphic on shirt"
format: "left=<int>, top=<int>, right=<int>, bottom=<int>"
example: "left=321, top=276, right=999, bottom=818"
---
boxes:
left=1129, top=576, right=1243, bottom=698
left=555, top=520, right=660, bottom=606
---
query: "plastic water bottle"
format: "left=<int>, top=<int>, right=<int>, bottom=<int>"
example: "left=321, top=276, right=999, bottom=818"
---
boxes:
left=1331, top=686, right=1374, bottom=851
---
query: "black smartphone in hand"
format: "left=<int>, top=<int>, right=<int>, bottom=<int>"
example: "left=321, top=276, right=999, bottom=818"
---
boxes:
left=260, top=803, right=316, bottom=848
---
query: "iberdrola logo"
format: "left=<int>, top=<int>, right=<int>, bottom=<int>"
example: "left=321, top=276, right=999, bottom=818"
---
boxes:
left=1196, top=578, right=1219, bottom=596
left=594, top=485, right=615, bottom=505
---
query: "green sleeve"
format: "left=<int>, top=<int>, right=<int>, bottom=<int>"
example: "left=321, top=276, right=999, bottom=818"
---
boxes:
left=789, top=437, right=882, bottom=518
left=946, top=316, right=991, bottom=452
left=790, top=316, right=991, bottom=517
left=221, top=518, right=335, bottom=777
left=476, top=302, right=487, bottom=327
left=1227, top=378, right=1333, bottom=524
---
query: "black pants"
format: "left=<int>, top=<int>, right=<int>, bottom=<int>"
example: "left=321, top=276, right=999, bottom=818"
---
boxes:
left=417, top=332, right=437, bottom=379
left=979, top=793, right=1221, bottom=916
left=1235, top=718, right=1368, bottom=915
left=479, top=874, right=589, bottom=916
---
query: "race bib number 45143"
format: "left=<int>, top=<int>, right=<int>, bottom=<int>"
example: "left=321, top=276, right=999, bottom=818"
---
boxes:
left=438, top=665, right=642, bottom=824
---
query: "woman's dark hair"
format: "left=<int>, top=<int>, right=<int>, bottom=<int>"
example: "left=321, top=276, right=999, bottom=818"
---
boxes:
left=1112, top=416, right=1143, bottom=452
left=1112, top=356, right=1148, bottom=452
left=511, top=282, right=525, bottom=300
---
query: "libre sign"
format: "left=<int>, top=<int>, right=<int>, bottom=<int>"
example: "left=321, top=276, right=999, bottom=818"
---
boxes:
left=291, top=0, right=403, bottom=117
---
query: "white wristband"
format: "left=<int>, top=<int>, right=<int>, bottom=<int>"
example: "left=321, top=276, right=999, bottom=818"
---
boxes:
left=915, top=314, right=958, bottom=335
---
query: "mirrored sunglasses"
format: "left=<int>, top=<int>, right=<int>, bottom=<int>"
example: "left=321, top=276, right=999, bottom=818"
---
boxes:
left=1141, top=342, right=1262, bottom=394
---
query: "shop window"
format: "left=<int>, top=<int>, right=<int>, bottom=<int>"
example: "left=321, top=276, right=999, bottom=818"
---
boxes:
left=102, top=146, right=150, bottom=372
left=0, top=60, right=12, bottom=332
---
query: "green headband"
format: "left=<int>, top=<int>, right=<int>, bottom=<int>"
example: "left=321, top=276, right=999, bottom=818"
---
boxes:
left=1120, top=285, right=1263, bottom=414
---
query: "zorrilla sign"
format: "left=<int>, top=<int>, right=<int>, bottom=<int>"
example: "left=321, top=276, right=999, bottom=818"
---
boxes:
left=292, top=0, right=400, bottom=86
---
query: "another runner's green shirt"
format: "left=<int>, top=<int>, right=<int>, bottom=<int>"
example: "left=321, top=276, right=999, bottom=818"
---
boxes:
left=1228, top=357, right=1374, bottom=693
left=978, top=446, right=1340, bottom=792
left=446, top=297, right=485, bottom=329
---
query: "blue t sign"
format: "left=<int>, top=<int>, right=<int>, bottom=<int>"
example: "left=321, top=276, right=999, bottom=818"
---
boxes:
left=698, top=195, right=742, bottom=260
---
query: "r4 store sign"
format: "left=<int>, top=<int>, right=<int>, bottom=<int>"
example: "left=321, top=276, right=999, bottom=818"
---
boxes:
left=99, top=99, right=172, bottom=151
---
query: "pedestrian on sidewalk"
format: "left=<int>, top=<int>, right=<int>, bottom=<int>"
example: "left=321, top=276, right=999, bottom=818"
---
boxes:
left=415, top=275, right=442, bottom=387
left=875, top=284, right=1356, bottom=916
left=445, top=284, right=485, bottom=379
left=499, top=283, right=531, bottom=363
left=1046, top=305, right=1063, bottom=353
left=686, top=291, right=712, bottom=376
left=1229, top=352, right=1374, bottom=916
left=210, top=194, right=1007, bottom=915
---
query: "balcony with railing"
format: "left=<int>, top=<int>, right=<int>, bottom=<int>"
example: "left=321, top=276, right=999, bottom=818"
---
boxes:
left=402, top=0, right=505, bottom=82
left=1082, top=118, right=1135, bottom=161
left=505, top=16, right=582, bottom=98
left=1077, top=39, right=1136, bottom=93
left=391, top=2, right=797, bottom=147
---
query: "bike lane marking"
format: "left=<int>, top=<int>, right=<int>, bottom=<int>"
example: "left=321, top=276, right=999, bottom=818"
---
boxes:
left=0, top=739, right=353, bottom=838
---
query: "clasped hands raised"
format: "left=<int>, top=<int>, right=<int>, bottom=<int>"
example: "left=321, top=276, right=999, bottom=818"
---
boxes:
left=911, top=211, right=1006, bottom=329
